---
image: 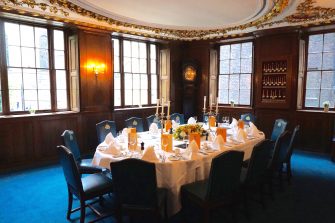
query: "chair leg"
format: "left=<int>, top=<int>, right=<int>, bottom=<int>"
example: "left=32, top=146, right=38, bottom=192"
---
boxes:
left=67, top=189, right=73, bottom=220
left=80, top=200, right=86, bottom=223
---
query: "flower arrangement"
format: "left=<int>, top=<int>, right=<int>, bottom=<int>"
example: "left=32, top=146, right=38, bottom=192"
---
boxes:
left=323, top=101, right=330, bottom=112
left=173, top=124, right=206, bottom=140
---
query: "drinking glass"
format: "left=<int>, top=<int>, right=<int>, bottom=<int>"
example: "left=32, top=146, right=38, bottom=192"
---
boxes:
left=128, top=136, right=137, bottom=156
left=161, top=136, right=169, bottom=151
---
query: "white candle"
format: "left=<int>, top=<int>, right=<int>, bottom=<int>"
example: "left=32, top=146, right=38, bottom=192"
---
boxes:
left=167, top=101, right=170, bottom=117
left=161, top=98, right=164, bottom=114
left=203, top=96, right=206, bottom=109
left=210, top=94, right=212, bottom=111
left=216, top=97, right=219, bottom=114
left=156, top=98, right=159, bottom=114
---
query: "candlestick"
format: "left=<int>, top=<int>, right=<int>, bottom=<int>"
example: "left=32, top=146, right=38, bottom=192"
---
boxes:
left=203, top=96, right=206, bottom=110
left=156, top=98, right=159, bottom=114
left=209, top=94, right=212, bottom=111
left=167, top=101, right=170, bottom=117
left=216, top=97, right=219, bottom=114
left=161, top=98, right=165, bottom=115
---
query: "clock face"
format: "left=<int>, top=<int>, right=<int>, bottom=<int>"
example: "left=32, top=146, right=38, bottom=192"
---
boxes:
left=184, top=66, right=196, bottom=81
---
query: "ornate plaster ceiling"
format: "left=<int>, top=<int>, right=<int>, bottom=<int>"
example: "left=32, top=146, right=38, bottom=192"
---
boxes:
left=0, top=0, right=335, bottom=40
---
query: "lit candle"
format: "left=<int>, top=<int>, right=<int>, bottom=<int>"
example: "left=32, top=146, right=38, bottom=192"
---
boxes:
left=216, top=97, right=219, bottom=114
left=167, top=101, right=170, bottom=117
left=209, top=94, right=212, bottom=111
left=203, top=96, right=206, bottom=109
left=156, top=98, right=159, bottom=114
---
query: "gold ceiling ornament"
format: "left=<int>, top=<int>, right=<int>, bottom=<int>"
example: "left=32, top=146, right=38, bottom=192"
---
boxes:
left=1, top=0, right=69, bottom=16
left=258, top=0, right=335, bottom=28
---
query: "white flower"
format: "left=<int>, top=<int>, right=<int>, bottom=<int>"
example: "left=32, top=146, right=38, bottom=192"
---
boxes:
left=180, top=131, right=186, bottom=138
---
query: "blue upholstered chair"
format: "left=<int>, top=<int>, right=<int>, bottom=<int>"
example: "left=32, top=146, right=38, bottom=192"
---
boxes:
left=270, top=119, right=288, bottom=142
left=181, top=151, right=244, bottom=223
left=57, top=145, right=114, bottom=223
left=240, top=139, right=273, bottom=210
left=96, top=120, right=117, bottom=144
left=146, top=115, right=162, bottom=129
left=240, top=113, right=256, bottom=125
left=279, top=125, right=300, bottom=183
left=125, top=117, right=144, bottom=132
left=61, top=130, right=103, bottom=174
left=170, top=113, right=185, bottom=125
left=203, top=114, right=220, bottom=123
left=110, top=158, right=167, bottom=222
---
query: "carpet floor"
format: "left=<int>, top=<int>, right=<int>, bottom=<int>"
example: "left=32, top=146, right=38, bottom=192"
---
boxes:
left=0, top=150, right=334, bottom=223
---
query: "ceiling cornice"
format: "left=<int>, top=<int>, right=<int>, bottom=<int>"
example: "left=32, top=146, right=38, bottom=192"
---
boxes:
left=0, top=0, right=334, bottom=41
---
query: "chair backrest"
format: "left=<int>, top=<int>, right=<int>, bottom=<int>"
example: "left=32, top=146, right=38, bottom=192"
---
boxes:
left=203, top=114, right=220, bottom=123
left=125, top=117, right=144, bottom=132
left=270, top=119, right=288, bottom=141
left=61, top=130, right=81, bottom=162
left=240, top=113, right=256, bottom=124
left=170, top=113, right=185, bottom=125
left=146, top=115, right=162, bottom=129
left=245, top=139, right=273, bottom=184
left=96, top=120, right=117, bottom=144
left=206, top=150, right=244, bottom=202
left=269, top=131, right=290, bottom=171
left=57, top=145, right=83, bottom=195
left=284, top=125, right=300, bottom=162
left=110, top=159, right=158, bottom=209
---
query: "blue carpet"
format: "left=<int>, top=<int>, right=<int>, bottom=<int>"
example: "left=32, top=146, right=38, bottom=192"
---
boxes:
left=0, top=150, right=334, bottom=223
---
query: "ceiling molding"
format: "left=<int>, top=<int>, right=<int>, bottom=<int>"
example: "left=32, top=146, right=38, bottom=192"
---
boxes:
left=0, top=0, right=334, bottom=40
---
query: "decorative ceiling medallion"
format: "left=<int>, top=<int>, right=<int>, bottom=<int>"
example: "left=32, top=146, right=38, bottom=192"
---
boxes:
left=0, top=0, right=335, bottom=40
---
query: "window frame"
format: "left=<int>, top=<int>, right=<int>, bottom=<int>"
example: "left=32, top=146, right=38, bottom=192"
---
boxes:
left=0, top=19, right=70, bottom=115
left=217, top=39, right=254, bottom=107
left=112, top=36, right=160, bottom=109
left=303, top=30, right=335, bottom=111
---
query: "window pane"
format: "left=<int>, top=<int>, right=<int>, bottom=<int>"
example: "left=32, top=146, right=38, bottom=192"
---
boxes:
left=322, top=52, right=335, bottom=70
left=114, top=72, right=121, bottom=89
left=229, top=90, right=239, bottom=104
left=5, top=23, right=20, bottom=46
left=36, top=49, right=49, bottom=68
left=133, top=89, right=140, bottom=105
left=124, top=57, right=131, bottom=72
left=220, top=45, right=230, bottom=60
left=131, top=41, right=139, bottom=58
left=305, top=89, right=320, bottom=107
left=151, top=75, right=157, bottom=90
left=114, top=56, right=120, bottom=73
left=141, top=74, right=148, bottom=89
left=241, top=58, right=252, bottom=73
left=220, top=60, right=229, bottom=74
left=24, top=90, right=38, bottom=110
left=56, top=90, right=67, bottom=109
left=8, top=68, right=22, bottom=90
left=35, top=27, right=48, bottom=49
left=307, top=53, right=322, bottom=70
left=21, top=47, right=36, bottom=67
left=20, top=25, right=34, bottom=47
left=219, top=75, right=229, bottom=90
left=240, top=89, right=251, bottom=105
left=230, top=44, right=241, bottom=59
left=23, top=69, right=37, bottom=90
left=113, top=39, right=119, bottom=56
left=139, top=43, right=146, bottom=58
left=37, top=69, right=50, bottom=90
left=151, top=59, right=156, bottom=74
left=38, top=90, right=51, bottom=110
left=151, top=90, right=157, bottom=104
left=241, top=42, right=252, bottom=58
left=141, top=90, right=148, bottom=104
left=321, top=71, right=335, bottom=89
left=324, top=33, right=335, bottom=52
left=56, top=70, right=67, bottom=90
left=240, top=74, right=251, bottom=89
left=114, top=90, right=121, bottom=106
left=140, top=59, right=147, bottom=73
left=133, top=74, right=140, bottom=90
left=53, top=30, right=64, bottom=50
left=229, top=75, right=239, bottom=91
left=132, top=58, right=139, bottom=73
left=320, top=89, right=335, bottom=108
left=150, top=44, right=156, bottom=59
left=125, top=73, right=132, bottom=89
left=54, top=50, right=65, bottom=69
left=9, top=90, right=23, bottom=111
left=308, top=34, right=323, bottom=53
left=230, top=59, right=240, bottom=74
left=306, top=71, right=321, bottom=89
left=123, top=41, right=131, bottom=57
left=7, top=46, right=21, bottom=67
left=125, top=90, right=132, bottom=105
left=219, top=89, right=228, bottom=104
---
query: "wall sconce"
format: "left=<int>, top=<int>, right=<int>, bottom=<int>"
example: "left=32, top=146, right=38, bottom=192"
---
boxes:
left=87, top=63, right=106, bottom=76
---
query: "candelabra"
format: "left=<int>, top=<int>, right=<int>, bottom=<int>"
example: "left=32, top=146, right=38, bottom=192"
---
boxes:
left=155, top=112, right=170, bottom=134
left=203, top=105, right=219, bottom=130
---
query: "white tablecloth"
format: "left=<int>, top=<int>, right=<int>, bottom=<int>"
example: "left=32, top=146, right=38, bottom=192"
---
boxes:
left=92, top=131, right=265, bottom=216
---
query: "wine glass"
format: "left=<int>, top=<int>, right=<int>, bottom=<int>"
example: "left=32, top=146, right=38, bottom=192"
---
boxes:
left=128, top=136, right=137, bottom=157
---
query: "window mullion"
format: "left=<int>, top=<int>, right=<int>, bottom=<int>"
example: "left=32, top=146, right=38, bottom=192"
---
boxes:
left=49, top=28, right=56, bottom=111
left=147, top=43, right=151, bottom=105
left=0, top=21, right=10, bottom=114
left=120, top=39, right=125, bottom=107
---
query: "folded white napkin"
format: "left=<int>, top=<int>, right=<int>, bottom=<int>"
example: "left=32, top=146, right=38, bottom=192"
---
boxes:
left=236, top=128, right=247, bottom=143
left=187, top=117, right=196, bottom=124
left=213, top=135, right=225, bottom=150
left=184, top=140, right=200, bottom=159
left=104, top=132, right=114, bottom=145
left=249, top=122, right=259, bottom=137
left=230, top=118, right=238, bottom=128
left=98, top=139, right=121, bottom=156
left=122, top=128, right=128, bottom=137
left=149, top=123, right=159, bottom=134
left=141, top=146, right=159, bottom=162
left=172, top=120, right=179, bottom=129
